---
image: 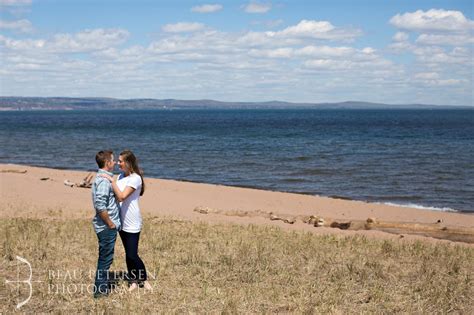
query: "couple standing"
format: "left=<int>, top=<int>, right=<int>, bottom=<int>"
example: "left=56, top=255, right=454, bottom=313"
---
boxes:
left=91, top=150, right=152, bottom=298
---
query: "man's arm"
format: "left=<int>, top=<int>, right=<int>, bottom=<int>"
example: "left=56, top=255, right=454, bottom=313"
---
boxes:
left=98, top=210, right=116, bottom=229
left=94, top=180, right=116, bottom=229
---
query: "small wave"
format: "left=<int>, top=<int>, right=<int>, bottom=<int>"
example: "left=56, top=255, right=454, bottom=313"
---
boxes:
left=295, top=156, right=312, bottom=161
left=290, top=169, right=333, bottom=176
left=379, top=202, right=458, bottom=212
left=281, top=178, right=310, bottom=183
left=374, top=195, right=423, bottom=201
left=279, top=156, right=313, bottom=162
left=328, top=195, right=354, bottom=201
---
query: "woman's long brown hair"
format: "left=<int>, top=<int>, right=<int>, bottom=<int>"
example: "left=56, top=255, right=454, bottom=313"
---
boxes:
left=120, top=150, right=145, bottom=196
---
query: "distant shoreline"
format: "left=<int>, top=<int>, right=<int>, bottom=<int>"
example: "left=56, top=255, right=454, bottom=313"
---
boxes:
left=2, top=107, right=474, bottom=112
left=1, top=96, right=472, bottom=111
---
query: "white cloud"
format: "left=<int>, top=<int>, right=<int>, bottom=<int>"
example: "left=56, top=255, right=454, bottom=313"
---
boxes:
left=191, top=4, right=223, bottom=13
left=362, top=47, right=375, bottom=54
left=436, top=79, right=462, bottom=86
left=414, top=72, right=439, bottom=80
left=237, top=31, right=300, bottom=47
left=162, top=22, right=205, bottom=33
left=236, top=20, right=362, bottom=47
left=267, top=20, right=362, bottom=41
left=451, top=46, right=472, bottom=58
left=388, top=8, right=474, bottom=72
left=295, top=45, right=354, bottom=57
left=0, top=0, right=31, bottom=5
left=413, top=71, right=463, bottom=87
left=390, top=9, right=474, bottom=32
left=416, top=33, right=474, bottom=46
left=412, top=46, right=472, bottom=65
left=251, top=19, right=283, bottom=28
left=1, top=14, right=471, bottom=105
left=147, top=30, right=237, bottom=56
left=51, top=29, right=130, bottom=52
left=302, top=48, right=391, bottom=71
left=388, top=41, right=414, bottom=53
left=0, top=19, right=33, bottom=32
left=304, top=59, right=353, bottom=70
left=278, top=20, right=334, bottom=35
left=0, top=28, right=129, bottom=53
left=249, top=47, right=293, bottom=58
left=392, top=31, right=408, bottom=42
left=244, top=2, right=271, bottom=14
left=0, top=36, right=46, bottom=50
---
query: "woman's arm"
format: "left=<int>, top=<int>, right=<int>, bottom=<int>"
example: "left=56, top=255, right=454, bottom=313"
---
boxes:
left=110, top=180, right=135, bottom=202
left=99, top=174, right=136, bottom=202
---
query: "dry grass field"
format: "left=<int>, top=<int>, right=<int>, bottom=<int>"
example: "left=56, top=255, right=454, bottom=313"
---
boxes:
left=1, top=216, right=473, bottom=313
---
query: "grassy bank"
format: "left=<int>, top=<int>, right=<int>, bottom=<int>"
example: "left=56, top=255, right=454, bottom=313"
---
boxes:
left=1, top=217, right=473, bottom=313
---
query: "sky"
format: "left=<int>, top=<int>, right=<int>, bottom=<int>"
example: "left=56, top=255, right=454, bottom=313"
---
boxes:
left=0, top=0, right=473, bottom=105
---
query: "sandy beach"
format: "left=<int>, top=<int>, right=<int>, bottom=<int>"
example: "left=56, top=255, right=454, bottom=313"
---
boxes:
left=2, top=163, right=474, bottom=313
left=1, top=163, right=473, bottom=245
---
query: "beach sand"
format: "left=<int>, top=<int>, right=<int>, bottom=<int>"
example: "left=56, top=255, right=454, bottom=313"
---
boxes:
left=1, top=163, right=473, bottom=245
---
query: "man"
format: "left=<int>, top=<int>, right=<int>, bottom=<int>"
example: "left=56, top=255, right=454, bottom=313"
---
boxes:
left=92, top=150, right=121, bottom=298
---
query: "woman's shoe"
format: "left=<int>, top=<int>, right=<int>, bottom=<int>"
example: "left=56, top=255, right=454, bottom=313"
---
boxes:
left=128, top=282, right=138, bottom=292
left=143, top=281, right=153, bottom=291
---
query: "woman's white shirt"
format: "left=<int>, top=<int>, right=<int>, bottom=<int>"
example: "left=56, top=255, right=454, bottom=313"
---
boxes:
left=117, top=172, right=142, bottom=233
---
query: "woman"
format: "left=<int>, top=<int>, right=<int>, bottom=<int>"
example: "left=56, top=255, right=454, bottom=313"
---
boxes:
left=99, top=150, right=152, bottom=291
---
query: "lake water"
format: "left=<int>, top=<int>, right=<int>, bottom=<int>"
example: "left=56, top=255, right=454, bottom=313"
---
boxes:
left=1, top=109, right=473, bottom=212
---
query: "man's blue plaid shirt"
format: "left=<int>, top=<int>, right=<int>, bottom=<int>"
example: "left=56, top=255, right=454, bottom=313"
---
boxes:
left=92, top=169, right=121, bottom=233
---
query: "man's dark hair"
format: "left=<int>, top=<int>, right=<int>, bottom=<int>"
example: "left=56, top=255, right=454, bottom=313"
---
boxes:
left=95, top=150, right=113, bottom=168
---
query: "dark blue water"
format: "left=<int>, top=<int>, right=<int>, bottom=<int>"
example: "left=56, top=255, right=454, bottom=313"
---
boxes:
left=1, top=109, right=473, bottom=212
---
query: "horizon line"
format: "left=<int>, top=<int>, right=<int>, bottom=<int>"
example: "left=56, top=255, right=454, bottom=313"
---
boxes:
left=0, top=96, right=472, bottom=107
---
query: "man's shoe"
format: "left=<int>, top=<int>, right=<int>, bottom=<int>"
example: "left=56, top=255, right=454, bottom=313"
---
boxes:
left=93, top=292, right=109, bottom=299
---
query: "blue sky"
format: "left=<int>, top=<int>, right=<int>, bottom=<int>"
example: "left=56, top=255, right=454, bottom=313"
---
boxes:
left=0, top=0, right=473, bottom=105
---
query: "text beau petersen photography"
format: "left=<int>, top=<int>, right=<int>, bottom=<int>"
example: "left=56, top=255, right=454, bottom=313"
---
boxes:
left=1, top=0, right=473, bottom=313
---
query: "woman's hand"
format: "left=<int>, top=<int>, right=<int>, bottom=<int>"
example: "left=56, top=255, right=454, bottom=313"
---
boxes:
left=98, top=173, right=114, bottom=182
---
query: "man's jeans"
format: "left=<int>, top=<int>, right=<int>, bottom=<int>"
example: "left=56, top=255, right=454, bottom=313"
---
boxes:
left=93, top=227, right=117, bottom=297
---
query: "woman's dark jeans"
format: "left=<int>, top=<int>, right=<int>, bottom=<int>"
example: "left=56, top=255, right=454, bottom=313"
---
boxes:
left=119, top=230, right=147, bottom=283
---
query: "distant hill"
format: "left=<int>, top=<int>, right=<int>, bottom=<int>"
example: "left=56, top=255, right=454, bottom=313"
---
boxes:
left=0, top=97, right=471, bottom=110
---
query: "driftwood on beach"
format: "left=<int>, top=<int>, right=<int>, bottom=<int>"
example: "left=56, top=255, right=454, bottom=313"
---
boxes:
left=0, top=169, right=27, bottom=174
left=194, top=206, right=474, bottom=244
left=363, top=217, right=474, bottom=243
left=63, top=173, right=94, bottom=188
